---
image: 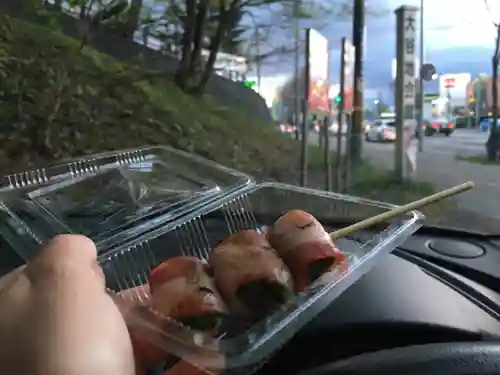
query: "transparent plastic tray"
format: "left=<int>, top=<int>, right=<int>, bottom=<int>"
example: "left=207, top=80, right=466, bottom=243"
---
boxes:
left=0, top=146, right=251, bottom=258
left=100, top=182, right=425, bottom=374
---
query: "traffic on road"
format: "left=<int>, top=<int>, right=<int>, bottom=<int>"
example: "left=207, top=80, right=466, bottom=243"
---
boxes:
left=365, top=117, right=396, bottom=142
left=417, top=118, right=455, bottom=137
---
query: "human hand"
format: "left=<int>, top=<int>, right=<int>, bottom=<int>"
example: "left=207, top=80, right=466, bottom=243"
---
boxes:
left=0, top=234, right=136, bottom=375
left=0, top=234, right=218, bottom=375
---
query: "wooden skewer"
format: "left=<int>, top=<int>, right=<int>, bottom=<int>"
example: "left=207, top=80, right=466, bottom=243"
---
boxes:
left=329, top=181, right=475, bottom=240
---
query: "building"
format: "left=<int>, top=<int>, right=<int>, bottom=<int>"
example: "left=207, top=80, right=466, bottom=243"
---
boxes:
left=438, top=73, right=472, bottom=111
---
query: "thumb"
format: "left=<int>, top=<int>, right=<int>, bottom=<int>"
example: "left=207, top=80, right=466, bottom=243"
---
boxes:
left=26, top=234, right=101, bottom=285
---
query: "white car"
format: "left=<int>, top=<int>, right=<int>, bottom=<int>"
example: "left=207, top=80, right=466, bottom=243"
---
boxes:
left=365, top=119, right=396, bottom=142
left=329, top=122, right=348, bottom=135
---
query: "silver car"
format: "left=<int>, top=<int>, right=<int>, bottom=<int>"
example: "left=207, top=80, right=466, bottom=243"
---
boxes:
left=365, top=119, right=396, bottom=142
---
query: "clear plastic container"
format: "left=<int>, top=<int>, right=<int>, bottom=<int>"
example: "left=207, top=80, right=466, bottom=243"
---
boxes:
left=0, top=146, right=251, bottom=259
left=100, top=182, right=425, bottom=374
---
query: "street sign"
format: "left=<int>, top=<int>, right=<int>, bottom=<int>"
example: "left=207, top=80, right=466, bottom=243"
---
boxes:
left=444, top=77, right=456, bottom=89
left=306, top=29, right=330, bottom=113
left=440, top=73, right=472, bottom=111
left=395, top=5, right=418, bottom=182
left=302, top=28, right=330, bottom=187
left=343, top=40, right=355, bottom=112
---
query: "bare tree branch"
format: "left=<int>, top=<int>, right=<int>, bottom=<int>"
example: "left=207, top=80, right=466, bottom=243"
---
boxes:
left=484, top=0, right=499, bottom=26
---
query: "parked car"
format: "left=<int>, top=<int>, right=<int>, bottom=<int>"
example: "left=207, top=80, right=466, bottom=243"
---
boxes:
left=276, top=122, right=297, bottom=134
left=453, top=116, right=475, bottom=129
left=363, top=121, right=373, bottom=133
left=329, top=122, right=348, bottom=135
left=415, top=118, right=454, bottom=137
left=365, top=118, right=396, bottom=142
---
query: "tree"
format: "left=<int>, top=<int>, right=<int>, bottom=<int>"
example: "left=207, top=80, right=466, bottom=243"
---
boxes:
left=121, top=0, right=144, bottom=37
left=143, top=0, right=365, bottom=95
left=219, top=6, right=245, bottom=54
left=159, top=0, right=299, bottom=94
left=56, top=0, right=133, bottom=48
left=43, top=0, right=141, bottom=40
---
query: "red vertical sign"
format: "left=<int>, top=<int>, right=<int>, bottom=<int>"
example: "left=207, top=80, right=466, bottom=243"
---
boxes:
left=306, top=29, right=330, bottom=112
left=343, top=88, right=354, bottom=111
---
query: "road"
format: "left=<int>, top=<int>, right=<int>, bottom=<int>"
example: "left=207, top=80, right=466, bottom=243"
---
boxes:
left=309, top=128, right=500, bottom=220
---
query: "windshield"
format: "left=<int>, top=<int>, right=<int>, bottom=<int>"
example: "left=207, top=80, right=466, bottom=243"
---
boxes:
left=2, top=0, right=500, bottom=235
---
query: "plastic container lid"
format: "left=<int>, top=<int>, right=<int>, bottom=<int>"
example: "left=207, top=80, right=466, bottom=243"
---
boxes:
left=0, top=146, right=252, bottom=259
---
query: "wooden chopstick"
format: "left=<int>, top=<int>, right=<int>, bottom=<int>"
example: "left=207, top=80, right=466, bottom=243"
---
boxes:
left=329, top=181, right=475, bottom=240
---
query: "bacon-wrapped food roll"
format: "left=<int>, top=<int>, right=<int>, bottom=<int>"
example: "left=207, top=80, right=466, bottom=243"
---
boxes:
left=119, top=257, right=226, bottom=374
left=266, top=210, right=348, bottom=292
left=148, top=256, right=228, bottom=333
left=208, top=230, right=294, bottom=322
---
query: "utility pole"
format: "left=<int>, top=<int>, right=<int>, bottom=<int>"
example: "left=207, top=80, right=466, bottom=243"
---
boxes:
left=293, top=0, right=301, bottom=133
left=335, top=38, right=346, bottom=191
left=447, top=88, right=452, bottom=119
left=255, top=30, right=261, bottom=92
left=475, top=83, right=481, bottom=128
left=350, top=0, right=365, bottom=164
left=417, top=0, right=424, bottom=152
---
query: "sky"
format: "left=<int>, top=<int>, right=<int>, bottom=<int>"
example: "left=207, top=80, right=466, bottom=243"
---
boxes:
left=247, top=0, right=500, bottom=100
left=391, top=0, right=498, bottom=49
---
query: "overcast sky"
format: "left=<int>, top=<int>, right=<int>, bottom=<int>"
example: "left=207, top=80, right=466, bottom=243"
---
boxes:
left=247, top=0, right=499, bottom=98
left=401, top=0, right=498, bottom=48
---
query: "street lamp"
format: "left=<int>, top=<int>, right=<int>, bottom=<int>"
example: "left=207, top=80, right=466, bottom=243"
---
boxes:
left=373, top=99, right=380, bottom=116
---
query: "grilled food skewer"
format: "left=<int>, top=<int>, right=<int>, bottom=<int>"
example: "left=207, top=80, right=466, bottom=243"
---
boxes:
left=329, top=181, right=475, bottom=240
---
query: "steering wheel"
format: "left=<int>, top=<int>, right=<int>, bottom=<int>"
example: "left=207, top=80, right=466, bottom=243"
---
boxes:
left=299, top=342, right=500, bottom=375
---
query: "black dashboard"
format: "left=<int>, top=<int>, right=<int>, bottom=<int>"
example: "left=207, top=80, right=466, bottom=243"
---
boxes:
left=2, top=227, right=500, bottom=374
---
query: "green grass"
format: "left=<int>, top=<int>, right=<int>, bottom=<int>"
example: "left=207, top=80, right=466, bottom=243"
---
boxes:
left=348, top=167, right=454, bottom=224
left=0, top=13, right=454, bottom=222
left=456, top=155, right=500, bottom=165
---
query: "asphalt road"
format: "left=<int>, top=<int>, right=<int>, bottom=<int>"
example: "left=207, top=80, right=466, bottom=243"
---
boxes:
left=309, top=128, right=500, bottom=220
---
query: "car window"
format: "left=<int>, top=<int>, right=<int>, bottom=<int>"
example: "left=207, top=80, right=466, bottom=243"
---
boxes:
left=383, top=121, right=396, bottom=127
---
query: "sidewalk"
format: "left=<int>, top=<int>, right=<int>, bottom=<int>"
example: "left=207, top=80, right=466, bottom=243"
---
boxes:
left=362, top=147, right=500, bottom=232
